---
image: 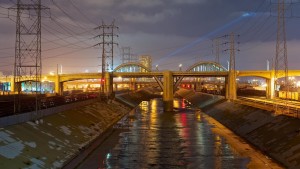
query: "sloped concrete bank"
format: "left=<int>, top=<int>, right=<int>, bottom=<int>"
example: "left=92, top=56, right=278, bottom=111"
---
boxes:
left=116, top=87, right=162, bottom=107
left=177, top=89, right=300, bottom=169
left=0, top=99, right=99, bottom=127
left=0, top=100, right=130, bottom=169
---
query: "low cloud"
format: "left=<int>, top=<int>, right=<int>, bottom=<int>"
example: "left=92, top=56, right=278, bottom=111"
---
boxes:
left=172, top=0, right=207, bottom=4
left=84, top=0, right=115, bottom=8
left=122, top=9, right=179, bottom=24
left=120, top=0, right=163, bottom=8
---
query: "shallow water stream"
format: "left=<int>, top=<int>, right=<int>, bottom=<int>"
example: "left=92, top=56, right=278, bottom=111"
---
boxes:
left=78, top=98, right=250, bottom=169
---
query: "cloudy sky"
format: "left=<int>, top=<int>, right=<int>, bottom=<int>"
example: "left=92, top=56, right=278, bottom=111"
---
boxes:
left=0, top=0, right=300, bottom=74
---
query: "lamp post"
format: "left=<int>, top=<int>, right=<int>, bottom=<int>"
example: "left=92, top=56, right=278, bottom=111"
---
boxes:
left=179, top=64, right=182, bottom=71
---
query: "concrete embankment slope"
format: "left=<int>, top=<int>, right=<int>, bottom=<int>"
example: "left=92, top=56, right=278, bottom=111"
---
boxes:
left=177, top=89, right=300, bottom=169
left=0, top=101, right=130, bottom=169
left=116, top=87, right=162, bottom=107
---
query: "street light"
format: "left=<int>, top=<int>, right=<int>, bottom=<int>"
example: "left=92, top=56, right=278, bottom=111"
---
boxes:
left=179, top=64, right=182, bottom=71
left=156, top=65, right=158, bottom=71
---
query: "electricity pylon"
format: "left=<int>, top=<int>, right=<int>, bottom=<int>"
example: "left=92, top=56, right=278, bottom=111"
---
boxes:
left=9, top=0, right=49, bottom=115
left=274, top=0, right=289, bottom=114
left=95, top=20, right=118, bottom=94
left=224, top=32, right=239, bottom=100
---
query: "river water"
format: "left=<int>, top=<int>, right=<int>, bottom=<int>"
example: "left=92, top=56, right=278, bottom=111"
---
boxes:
left=78, top=98, right=250, bottom=169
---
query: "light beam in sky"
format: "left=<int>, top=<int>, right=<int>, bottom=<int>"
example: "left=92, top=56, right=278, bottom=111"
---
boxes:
left=156, top=12, right=256, bottom=65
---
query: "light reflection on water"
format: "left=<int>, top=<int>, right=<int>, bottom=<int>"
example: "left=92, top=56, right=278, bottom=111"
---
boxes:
left=105, top=98, right=249, bottom=169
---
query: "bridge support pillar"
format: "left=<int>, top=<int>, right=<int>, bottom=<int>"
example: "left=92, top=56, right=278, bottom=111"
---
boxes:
left=226, top=71, right=237, bottom=100
left=266, top=77, right=275, bottom=99
left=55, top=75, right=63, bottom=95
left=105, top=72, right=113, bottom=95
left=10, top=76, right=15, bottom=93
left=114, top=84, right=118, bottom=91
left=130, top=78, right=137, bottom=91
left=163, top=71, right=174, bottom=111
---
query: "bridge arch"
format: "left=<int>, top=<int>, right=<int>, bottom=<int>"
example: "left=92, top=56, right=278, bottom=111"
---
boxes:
left=236, top=71, right=271, bottom=79
left=113, top=62, right=151, bottom=72
left=186, top=61, right=227, bottom=72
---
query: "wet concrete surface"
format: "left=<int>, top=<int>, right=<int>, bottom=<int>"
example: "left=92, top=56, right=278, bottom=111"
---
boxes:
left=77, top=98, right=252, bottom=169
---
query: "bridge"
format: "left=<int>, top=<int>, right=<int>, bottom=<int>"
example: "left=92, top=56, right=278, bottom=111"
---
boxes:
left=2, top=61, right=300, bottom=111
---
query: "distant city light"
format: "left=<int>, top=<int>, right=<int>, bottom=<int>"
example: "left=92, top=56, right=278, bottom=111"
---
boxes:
left=179, top=64, right=182, bottom=71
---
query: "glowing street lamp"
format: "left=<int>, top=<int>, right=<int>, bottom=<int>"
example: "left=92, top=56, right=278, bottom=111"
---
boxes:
left=179, top=64, right=182, bottom=71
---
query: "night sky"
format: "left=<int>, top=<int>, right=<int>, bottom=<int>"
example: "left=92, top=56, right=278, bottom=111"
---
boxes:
left=1, top=0, right=300, bottom=74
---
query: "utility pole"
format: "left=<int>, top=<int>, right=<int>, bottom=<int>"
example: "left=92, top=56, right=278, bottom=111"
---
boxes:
left=95, top=20, right=118, bottom=94
left=274, top=0, right=289, bottom=113
left=9, top=0, right=49, bottom=116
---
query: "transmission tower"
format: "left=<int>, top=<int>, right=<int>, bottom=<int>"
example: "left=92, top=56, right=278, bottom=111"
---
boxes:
left=229, top=33, right=236, bottom=72
left=121, top=47, right=131, bottom=64
left=224, top=32, right=239, bottom=100
left=95, top=20, right=118, bottom=93
left=9, top=0, right=49, bottom=114
left=212, top=37, right=221, bottom=64
left=274, top=0, right=289, bottom=113
left=223, top=33, right=240, bottom=71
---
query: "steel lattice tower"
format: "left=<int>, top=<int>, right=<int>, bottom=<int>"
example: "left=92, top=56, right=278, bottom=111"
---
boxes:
left=229, top=32, right=236, bottom=72
left=95, top=20, right=118, bottom=93
left=121, top=47, right=131, bottom=64
left=223, top=32, right=239, bottom=100
left=9, top=0, right=48, bottom=114
left=213, top=38, right=221, bottom=64
left=274, top=0, right=289, bottom=113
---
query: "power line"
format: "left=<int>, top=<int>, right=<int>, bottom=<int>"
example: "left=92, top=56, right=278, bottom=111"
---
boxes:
left=41, top=23, right=91, bottom=49
left=68, top=0, right=97, bottom=26
left=51, top=0, right=96, bottom=34
left=233, top=0, right=269, bottom=34
left=43, top=46, right=93, bottom=60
